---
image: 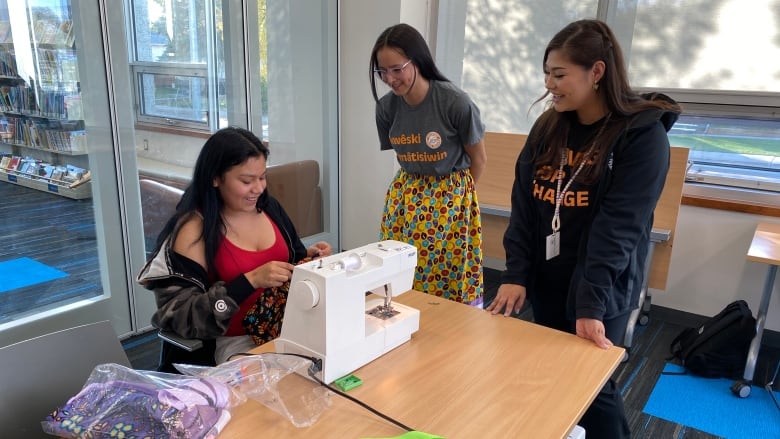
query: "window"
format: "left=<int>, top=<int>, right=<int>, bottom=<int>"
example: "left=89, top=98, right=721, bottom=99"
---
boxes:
left=440, top=0, right=780, bottom=197
left=128, top=0, right=226, bottom=131
left=455, top=0, right=600, bottom=135
left=615, top=0, right=780, bottom=195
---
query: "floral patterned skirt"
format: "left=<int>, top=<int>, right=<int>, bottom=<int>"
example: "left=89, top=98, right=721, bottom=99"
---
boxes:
left=380, top=168, right=483, bottom=307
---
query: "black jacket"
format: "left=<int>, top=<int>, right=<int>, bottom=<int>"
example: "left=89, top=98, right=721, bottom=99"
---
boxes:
left=502, top=97, right=680, bottom=321
left=136, top=195, right=308, bottom=339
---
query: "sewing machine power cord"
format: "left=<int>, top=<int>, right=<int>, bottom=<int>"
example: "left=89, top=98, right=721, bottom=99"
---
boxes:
left=233, top=352, right=415, bottom=432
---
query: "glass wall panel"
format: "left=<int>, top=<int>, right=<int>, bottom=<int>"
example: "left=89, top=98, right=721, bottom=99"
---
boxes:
left=0, top=0, right=133, bottom=341
left=131, top=0, right=338, bottom=261
left=131, top=0, right=207, bottom=64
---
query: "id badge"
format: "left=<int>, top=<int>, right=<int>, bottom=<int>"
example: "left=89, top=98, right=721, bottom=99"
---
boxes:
left=546, top=231, right=560, bottom=260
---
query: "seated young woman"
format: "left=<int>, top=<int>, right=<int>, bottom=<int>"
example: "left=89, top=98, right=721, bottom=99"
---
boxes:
left=137, top=127, right=332, bottom=371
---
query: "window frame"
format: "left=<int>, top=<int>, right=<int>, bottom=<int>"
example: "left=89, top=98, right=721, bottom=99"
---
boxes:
left=637, top=87, right=780, bottom=201
left=130, top=62, right=211, bottom=130
left=126, top=0, right=220, bottom=133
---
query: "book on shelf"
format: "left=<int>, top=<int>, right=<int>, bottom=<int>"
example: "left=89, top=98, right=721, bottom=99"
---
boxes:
left=68, top=130, right=87, bottom=152
left=61, top=163, right=85, bottom=183
left=31, top=19, right=73, bottom=47
left=64, top=95, right=82, bottom=120
left=23, top=119, right=45, bottom=148
left=59, top=54, right=79, bottom=84
left=43, top=129, right=86, bottom=153
left=59, top=20, right=74, bottom=47
left=25, top=161, right=40, bottom=177
left=17, top=157, right=34, bottom=174
left=0, top=89, right=13, bottom=111
left=43, top=21, right=60, bottom=45
left=0, top=117, right=12, bottom=140
left=50, top=167, right=64, bottom=182
left=39, top=164, right=54, bottom=179
left=0, top=154, right=89, bottom=185
left=0, top=49, right=16, bottom=77
left=7, top=155, right=20, bottom=170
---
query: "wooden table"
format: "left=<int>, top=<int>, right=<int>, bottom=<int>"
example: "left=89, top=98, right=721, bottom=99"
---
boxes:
left=738, top=222, right=780, bottom=394
left=218, top=291, right=625, bottom=438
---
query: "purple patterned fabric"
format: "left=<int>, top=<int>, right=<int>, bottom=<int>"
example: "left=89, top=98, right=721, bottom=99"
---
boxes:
left=42, top=376, right=232, bottom=438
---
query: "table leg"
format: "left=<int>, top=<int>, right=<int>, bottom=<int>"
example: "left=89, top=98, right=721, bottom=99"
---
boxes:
left=743, top=264, right=777, bottom=382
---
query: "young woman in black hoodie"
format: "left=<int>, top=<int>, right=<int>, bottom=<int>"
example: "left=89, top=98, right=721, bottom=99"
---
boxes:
left=486, top=19, right=681, bottom=438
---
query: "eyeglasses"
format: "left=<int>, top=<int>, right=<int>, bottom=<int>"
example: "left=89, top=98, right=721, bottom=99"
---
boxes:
left=374, top=60, right=412, bottom=80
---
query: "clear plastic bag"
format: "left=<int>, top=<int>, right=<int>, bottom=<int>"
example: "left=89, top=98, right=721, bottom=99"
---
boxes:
left=41, top=363, right=243, bottom=439
left=175, top=353, right=332, bottom=427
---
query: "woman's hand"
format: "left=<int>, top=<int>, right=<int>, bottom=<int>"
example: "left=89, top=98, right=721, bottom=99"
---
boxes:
left=246, top=260, right=295, bottom=289
left=576, top=318, right=613, bottom=349
left=308, top=241, right=333, bottom=258
left=486, top=283, right=526, bottom=317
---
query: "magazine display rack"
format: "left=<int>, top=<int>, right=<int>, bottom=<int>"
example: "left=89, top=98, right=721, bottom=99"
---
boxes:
left=0, top=9, right=90, bottom=199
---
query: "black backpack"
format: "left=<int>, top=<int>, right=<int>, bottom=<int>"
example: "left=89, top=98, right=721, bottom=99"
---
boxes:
left=668, top=300, right=756, bottom=378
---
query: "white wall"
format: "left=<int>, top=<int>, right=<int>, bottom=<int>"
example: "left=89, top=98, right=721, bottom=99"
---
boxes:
left=134, top=129, right=203, bottom=170
left=654, top=207, right=780, bottom=331
left=339, top=1, right=400, bottom=250
left=339, top=1, right=439, bottom=251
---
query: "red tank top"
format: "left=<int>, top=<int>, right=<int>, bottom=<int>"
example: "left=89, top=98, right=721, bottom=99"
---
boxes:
left=214, top=218, right=289, bottom=336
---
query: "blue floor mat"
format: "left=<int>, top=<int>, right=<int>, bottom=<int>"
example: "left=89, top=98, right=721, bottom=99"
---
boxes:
left=0, top=257, right=69, bottom=293
left=644, top=363, right=780, bottom=439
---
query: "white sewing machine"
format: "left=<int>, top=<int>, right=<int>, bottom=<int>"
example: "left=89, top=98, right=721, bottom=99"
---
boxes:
left=275, top=240, right=420, bottom=383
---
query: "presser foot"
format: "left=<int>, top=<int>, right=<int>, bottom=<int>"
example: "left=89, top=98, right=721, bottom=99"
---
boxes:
left=367, top=305, right=400, bottom=320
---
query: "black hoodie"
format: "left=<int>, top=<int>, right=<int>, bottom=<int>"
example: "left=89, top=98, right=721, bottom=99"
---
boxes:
left=501, top=94, right=680, bottom=322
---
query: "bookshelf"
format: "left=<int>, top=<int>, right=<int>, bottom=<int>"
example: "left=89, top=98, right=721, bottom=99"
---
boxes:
left=0, top=10, right=90, bottom=199
left=0, top=166, right=90, bottom=199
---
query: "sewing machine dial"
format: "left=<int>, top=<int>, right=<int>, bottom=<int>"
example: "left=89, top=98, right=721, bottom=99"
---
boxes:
left=288, top=279, right=319, bottom=309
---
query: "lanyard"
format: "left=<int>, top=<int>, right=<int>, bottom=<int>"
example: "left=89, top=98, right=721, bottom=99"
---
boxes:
left=551, top=113, right=611, bottom=233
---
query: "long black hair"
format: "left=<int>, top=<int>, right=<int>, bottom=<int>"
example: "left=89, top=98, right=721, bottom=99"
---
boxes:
left=369, top=23, right=449, bottom=102
left=153, top=127, right=270, bottom=275
left=532, top=19, right=681, bottom=182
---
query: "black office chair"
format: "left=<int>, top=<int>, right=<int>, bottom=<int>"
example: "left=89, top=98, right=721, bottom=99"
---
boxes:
left=157, top=331, right=214, bottom=373
left=0, top=321, right=131, bottom=438
left=139, top=178, right=216, bottom=371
